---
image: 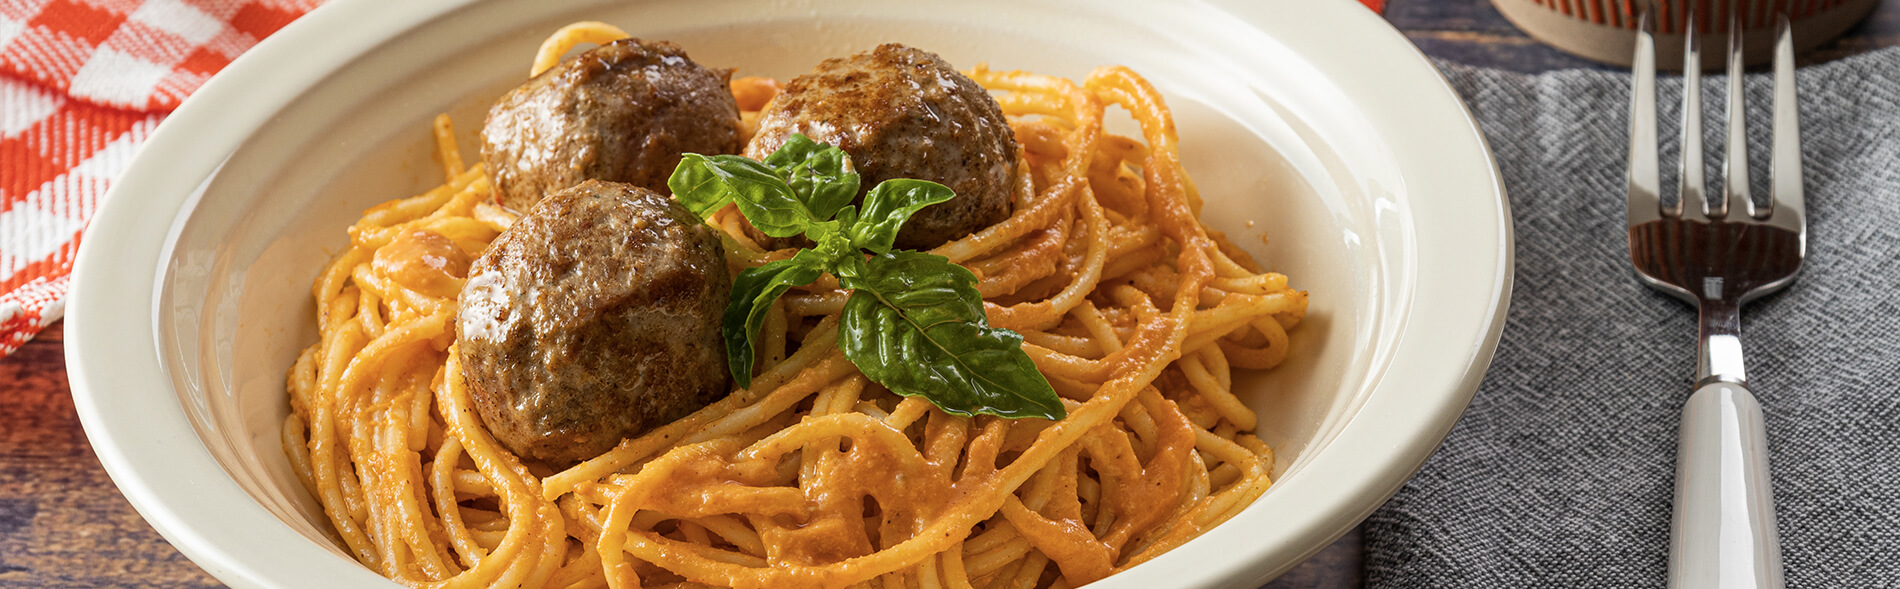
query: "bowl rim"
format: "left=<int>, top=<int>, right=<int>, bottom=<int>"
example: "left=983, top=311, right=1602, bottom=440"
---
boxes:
left=64, top=0, right=1512, bottom=586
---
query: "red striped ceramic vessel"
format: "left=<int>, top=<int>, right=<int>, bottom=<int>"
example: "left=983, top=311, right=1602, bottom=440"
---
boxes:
left=1493, top=0, right=1877, bottom=69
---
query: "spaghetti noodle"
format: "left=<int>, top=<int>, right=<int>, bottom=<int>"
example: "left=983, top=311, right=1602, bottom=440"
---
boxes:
left=285, top=28, right=1308, bottom=589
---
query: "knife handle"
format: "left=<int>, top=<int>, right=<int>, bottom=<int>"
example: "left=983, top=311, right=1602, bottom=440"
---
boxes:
left=1667, top=381, right=1785, bottom=589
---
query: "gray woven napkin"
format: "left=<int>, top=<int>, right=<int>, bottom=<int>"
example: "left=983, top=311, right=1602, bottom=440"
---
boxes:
left=1365, top=48, right=1900, bottom=587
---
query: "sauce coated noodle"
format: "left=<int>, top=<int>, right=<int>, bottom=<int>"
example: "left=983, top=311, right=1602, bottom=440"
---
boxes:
left=285, top=33, right=1308, bottom=589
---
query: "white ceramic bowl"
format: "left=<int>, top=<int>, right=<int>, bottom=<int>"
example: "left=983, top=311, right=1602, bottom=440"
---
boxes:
left=66, top=0, right=1511, bottom=586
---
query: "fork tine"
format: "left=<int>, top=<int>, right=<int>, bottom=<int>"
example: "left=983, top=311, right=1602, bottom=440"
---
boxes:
left=1678, top=13, right=1708, bottom=220
left=1768, top=13, right=1805, bottom=231
left=1720, top=10, right=1752, bottom=219
left=1628, top=9, right=1662, bottom=226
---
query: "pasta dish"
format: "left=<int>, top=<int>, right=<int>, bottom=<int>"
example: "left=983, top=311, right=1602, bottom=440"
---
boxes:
left=284, top=21, right=1308, bottom=589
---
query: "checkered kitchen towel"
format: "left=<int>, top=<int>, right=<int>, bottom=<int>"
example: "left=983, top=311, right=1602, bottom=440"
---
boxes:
left=0, top=0, right=319, bottom=356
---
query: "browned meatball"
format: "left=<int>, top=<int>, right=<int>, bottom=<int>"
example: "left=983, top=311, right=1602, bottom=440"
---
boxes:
left=457, top=180, right=730, bottom=465
left=747, top=44, right=1017, bottom=250
left=481, top=38, right=743, bottom=212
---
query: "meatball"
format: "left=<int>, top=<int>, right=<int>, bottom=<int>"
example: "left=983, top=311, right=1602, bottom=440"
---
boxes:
left=747, top=44, right=1017, bottom=250
left=457, top=180, right=730, bottom=465
left=481, top=38, right=743, bottom=212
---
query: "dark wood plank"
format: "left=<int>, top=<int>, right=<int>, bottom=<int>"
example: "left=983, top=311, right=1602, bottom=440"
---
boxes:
left=0, top=322, right=221, bottom=588
left=1388, top=0, right=1542, bottom=34
left=1264, top=527, right=1364, bottom=589
left=1389, top=0, right=1614, bottom=72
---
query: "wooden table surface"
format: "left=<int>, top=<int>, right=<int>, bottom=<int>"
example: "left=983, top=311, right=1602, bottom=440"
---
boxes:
left=4, top=1, right=1897, bottom=587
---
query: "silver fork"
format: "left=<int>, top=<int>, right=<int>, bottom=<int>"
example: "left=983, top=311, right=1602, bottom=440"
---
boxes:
left=1627, top=10, right=1803, bottom=589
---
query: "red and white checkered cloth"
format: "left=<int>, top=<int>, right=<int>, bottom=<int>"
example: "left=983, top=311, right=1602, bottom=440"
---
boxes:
left=0, top=0, right=320, bottom=357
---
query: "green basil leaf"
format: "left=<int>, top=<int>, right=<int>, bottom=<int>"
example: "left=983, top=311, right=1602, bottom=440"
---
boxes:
left=845, top=179, right=956, bottom=254
left=724, top=251, right=828, bottom=387
left=668, top=153, right=814, bottom=238
left=667, top=153, right=740, bottom=219
left=802, top=219, right=842, bottom=246
left=836, top=251, right=1064, bottom=420
left=832, top=204, right=860, bottom=233
left=762, top=134, right=859, bottom=222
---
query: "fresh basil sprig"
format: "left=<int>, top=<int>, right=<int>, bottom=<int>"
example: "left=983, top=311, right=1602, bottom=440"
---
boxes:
left=668, top=134, right=1065, bottom=421
left=835, top=251, right=1063, bottom=419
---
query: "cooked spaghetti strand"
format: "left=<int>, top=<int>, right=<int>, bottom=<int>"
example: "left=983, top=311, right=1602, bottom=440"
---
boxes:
left=285, top=50, right=1307, bottom=589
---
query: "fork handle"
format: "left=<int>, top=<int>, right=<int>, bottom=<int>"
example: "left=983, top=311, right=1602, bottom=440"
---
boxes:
left=1668, top=381, right=1785, bottom=589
